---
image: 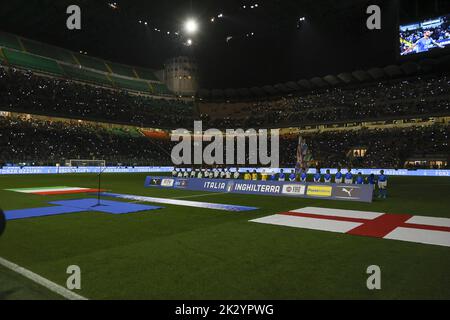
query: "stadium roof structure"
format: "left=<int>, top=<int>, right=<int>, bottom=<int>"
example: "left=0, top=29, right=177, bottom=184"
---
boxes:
left=197, top=54, right=450, bottom=101
left=0, top=31, right=172, bottom=97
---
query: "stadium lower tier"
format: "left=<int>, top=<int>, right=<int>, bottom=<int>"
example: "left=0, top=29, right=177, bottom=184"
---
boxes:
left=1, top=117, right=448, bottom=168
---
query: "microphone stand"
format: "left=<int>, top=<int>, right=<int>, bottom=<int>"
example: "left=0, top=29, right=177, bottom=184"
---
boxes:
left=93, top=166, right=108, bottom=207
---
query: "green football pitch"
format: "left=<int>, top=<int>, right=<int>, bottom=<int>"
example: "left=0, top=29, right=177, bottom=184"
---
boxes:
left=0, top=173, right=449, bottom=300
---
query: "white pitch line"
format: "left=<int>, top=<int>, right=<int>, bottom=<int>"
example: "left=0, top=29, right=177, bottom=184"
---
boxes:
left=171, top=192, right=228, bottom=199
left=0, top=256, right=88, bottom=300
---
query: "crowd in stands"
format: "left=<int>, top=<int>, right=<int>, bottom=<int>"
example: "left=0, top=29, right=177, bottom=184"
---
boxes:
left=0, top=117, right=174, bottom=166
left=200, top=75, right=450, bottom=128
left=0, top=116, right=447, bottom=168
left=0, top=67, right=193, bottom=128
left=281, top=126, right=449, bottom=168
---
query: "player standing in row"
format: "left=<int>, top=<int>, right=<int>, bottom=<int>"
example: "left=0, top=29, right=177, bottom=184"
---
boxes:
left=345, top=169, right=353, bottom=184
left=356, top=172, right=364, bottom=184
left=261, top=170, right=268, bottom=181
left=300, top=168, right=307, bottom=182
left=324, top=170, right=332, bottom=183
left=378, top=170, right=388, bottom=199
left=278, top=169, right=286, bottom=182
left=335, top=168, right=343, bottom=184
left=313, top=169, right=321, bottom=183
left=289, top=170, right=297, bottom=182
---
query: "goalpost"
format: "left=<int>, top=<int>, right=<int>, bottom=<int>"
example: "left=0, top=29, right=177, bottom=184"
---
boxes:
left=66, top=160, right=107, bottom=206
left=67, top=159, right=106, bottom=167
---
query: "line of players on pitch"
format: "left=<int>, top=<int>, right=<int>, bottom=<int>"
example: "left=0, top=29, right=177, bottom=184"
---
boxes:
left=172, top=168, right=388, bottom=198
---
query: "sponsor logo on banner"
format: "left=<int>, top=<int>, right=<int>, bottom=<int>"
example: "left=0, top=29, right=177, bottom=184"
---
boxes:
left=306, top=185, right=332, bottom=197
left=174, top=179, right=188, bottom=188
left=144, top=176, right=374, bottom=202
left=149, top=178, right=162, bottom=186
left=282, top=184, right=306, bottom=196
left=161, top=179, right=175, bottom=187
left=333, top=186, right=363, bottom=200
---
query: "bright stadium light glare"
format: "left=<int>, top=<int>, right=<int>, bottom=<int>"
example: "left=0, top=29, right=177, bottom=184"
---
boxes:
left=184, top=19, right=199, bottom=34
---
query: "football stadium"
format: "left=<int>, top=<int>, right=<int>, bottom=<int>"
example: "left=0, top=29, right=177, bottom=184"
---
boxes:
left=0, top=0, right=449, bottom=307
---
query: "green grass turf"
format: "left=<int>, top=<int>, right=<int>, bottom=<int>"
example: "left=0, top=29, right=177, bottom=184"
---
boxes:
left=0, top=173, right=449, bottom=299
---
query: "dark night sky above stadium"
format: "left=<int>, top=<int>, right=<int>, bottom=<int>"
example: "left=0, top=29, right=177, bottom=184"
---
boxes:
left=1, top=0, right=449, bottom=89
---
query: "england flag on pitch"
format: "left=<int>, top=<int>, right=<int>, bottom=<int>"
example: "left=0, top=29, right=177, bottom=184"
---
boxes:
left=251, top=207, right=450, bottom=247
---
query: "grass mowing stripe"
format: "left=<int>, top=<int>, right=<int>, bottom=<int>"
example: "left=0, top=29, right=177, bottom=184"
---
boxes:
left=0, top=256, right=88, bottom=300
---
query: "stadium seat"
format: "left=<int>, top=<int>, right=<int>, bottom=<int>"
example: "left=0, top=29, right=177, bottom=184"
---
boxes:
left=21, top=38, right=76, bottom=65
left=74, top=54, right=110, bottom=73
left=135, top=67, right=159, bottom=81
left=110, top=75, right=151, bottom=93
left=0, top=31, right=23, bottom=51
left=3, top=48, right=63, bottom=75
left=61, top=64, right=113, bottom=87
left=107, top=62, right=137, bottom=78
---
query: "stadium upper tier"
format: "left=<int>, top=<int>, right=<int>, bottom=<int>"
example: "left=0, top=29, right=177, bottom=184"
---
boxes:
left=198, top=74, right=450, bottom=128
left=198, top=54, right=450, bottom=101
left=0, top=31, right=170, bottom=96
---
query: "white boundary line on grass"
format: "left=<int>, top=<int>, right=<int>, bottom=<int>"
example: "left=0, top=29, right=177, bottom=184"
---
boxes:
left=127, top=192, right=228, bottom=204
left=0, top=256, right=88, bottom=300
left=171, top=192, right=228, bottom=199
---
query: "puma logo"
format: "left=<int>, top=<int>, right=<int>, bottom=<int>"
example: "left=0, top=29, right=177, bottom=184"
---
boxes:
left=342, top=188, right=355, bottom=197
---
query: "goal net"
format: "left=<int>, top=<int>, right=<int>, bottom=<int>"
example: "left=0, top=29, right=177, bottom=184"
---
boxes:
left=67, top=159, right=106, bottom=167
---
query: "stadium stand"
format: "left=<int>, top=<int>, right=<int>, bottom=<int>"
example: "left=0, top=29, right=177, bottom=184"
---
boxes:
left=0, top=116, right=447, bottom=168
left=60, top=64, right=113, bottom=87
left=151, top=82, right=173, bottom=95
left=107, top=61, right=137, bottom=78
left=0, top=67, right=193, bottom=128
left=0, top=31, right=22, bottom=51
left=199, top=74, right=450, bottom=128
left=21, top=38, right=76, bottom=65
left=280, top=125, right=449, bottom=169
left=74, top=53, right=109, bottom=73
left=0, top=31, right=172, bottom=97
left=0, top=48, right=5, bottom=63
left=135, top=67, right=159, bottom=81
left=0, top=117, right=173, bottom=166
left=110, top=75, right=151, bottom=93
left=2, top=48, right=63, bottom=75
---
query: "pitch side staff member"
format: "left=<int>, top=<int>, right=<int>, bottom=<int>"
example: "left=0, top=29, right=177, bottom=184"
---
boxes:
left=0, top=209, right=6, bottom=237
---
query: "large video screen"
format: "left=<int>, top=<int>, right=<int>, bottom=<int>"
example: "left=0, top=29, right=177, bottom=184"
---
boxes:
left=400, top=14, right=450, bottom=56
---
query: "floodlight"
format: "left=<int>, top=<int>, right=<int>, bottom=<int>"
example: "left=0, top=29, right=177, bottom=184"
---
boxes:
left=184, top=19, right=199, bottom=34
